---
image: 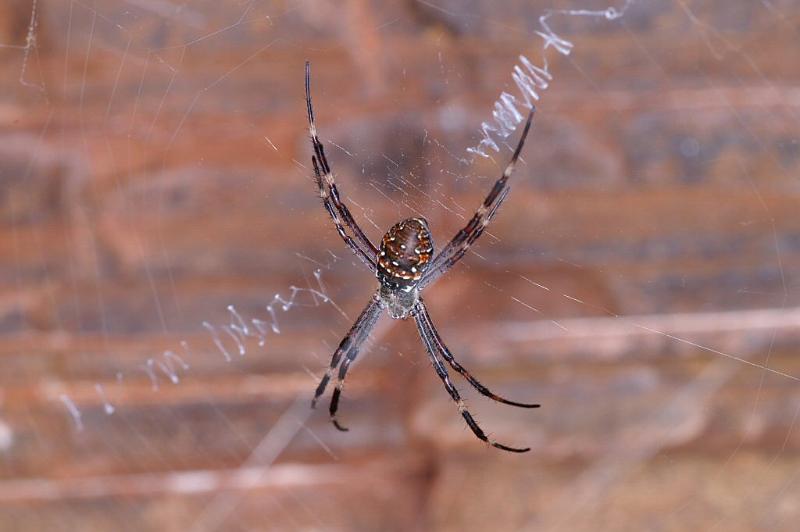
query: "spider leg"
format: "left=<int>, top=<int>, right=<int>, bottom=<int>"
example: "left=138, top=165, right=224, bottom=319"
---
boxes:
left=420, top=110, right=534, bottom=289
left=328, top=347, right=360, bottom=432
left=416, top=300, right=540, bottom=409
left=305, top=62, right=379, bottom=268
left=312, top=156, right=377, bottom=273
left=413, top=302, right=530, bottom=453
left=420, top=187, right=510, bottom=289
left=311, top=293, right=383, bottom=431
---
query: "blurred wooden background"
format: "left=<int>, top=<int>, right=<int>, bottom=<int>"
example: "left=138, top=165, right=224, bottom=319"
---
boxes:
left=1, top=0, right=800, bottom=530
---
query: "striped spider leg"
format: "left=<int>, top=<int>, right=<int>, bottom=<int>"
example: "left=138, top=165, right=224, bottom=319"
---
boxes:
left=413, top=299, right=538, bottom=453
left=420, top=110, right=534, bottom=290
left=305, top=61, right=378, bottom=273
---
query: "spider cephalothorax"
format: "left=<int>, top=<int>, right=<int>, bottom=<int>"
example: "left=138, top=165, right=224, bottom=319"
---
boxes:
left=305, top=61, right=539, bottom=452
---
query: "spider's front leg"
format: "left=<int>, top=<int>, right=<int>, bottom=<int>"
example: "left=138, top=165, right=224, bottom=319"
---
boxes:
left=416, top=301, right=540, bottom=409
left=312, top=292, right=383, bottom=431
left=413, top=300, right=535, bottom=453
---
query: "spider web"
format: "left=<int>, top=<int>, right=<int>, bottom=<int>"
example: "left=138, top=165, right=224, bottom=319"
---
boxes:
left=1, top=0, right=799, bottom=530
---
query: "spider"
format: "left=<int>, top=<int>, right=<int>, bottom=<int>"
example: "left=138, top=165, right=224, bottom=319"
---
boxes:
left=305, top=62, right=539, bottom=453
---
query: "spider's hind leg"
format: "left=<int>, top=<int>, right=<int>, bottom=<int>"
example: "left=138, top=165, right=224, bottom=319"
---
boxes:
left=419, top=109, right=534, bottom=290
left=305, top=61, right=379, bottom=271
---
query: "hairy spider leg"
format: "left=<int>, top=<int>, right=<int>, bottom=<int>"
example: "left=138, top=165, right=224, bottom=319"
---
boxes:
left=421, top=109, right=535, bottom=289
left=305, top=62, right=378, bottom=270
left=311, top=156, right=377, bottom=273
left=311, top=293, right=383, bottom=430
left=416, top=300, right=540, bottom=408
left=413, top=301, right=531, bottom=453
left=328, top=295, right=384, bottom=431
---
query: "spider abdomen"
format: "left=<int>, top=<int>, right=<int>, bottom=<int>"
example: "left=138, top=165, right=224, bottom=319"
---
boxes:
left=377, top=217, right=433, bottom=289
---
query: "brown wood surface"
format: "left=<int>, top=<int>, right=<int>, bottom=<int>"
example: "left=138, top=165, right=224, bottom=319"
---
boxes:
left=1, top=1, right=800, bottom=530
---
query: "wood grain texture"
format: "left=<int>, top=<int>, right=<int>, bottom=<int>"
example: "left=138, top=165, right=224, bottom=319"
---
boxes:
left=1, top=0, right=799, bottom=530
